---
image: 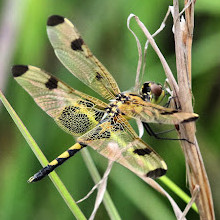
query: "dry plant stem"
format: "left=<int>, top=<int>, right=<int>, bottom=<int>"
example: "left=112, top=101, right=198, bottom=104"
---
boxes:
left=89, top=160, right=114, bottom=220
left=77, top=161, right=113, bottom=204
left=184, top=0, right=194, bottom=84
left=142, top=7, right=172, bottom=83
left=134, top=15, right=179, bottom=97
left=127, top=14, right=143, bottom=91
left=180, top=185, right=200, bottom=220
left=173, top=0, right=215, bottom=219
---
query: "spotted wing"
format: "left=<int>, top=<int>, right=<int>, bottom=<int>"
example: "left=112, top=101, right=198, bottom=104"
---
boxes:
left=12, top=65, right=107, bottom=137
left=119, top=94, right=199, bottom=124
left=78, top=115, right=167, bottom=178
left=46, top=15, right=120, bottom=100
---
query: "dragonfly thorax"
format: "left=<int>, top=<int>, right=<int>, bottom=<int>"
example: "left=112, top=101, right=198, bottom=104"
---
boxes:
left=115, top=93, right=130, bottom=102
left=105, top=103, right=121, bottom=117
left=105, top=93, right=132, bottom=117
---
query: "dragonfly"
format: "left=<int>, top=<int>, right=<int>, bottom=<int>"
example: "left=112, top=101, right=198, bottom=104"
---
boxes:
left=12, top=15, right=199, bottom=183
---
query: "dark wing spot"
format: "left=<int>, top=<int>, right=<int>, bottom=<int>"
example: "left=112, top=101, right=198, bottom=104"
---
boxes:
left=71, top=38, right=84, bottom=51
left=161, top=110, right=178, bottom=115
left=133, top=148, right=152, bottom=156
left=146, top=168, right=167, bottom=179
left=181, top=116, right=199, bottom=123
left=12, top=65, right=28, bottom=77
left=45, top=76, right=58, bottom=90
left=96, top=72, right=103, bottom=81
left=47, top=15, right=64, bottom=26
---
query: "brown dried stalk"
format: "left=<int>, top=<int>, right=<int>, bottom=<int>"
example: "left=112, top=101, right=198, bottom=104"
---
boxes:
left=173, top=0, right=215, bottom=219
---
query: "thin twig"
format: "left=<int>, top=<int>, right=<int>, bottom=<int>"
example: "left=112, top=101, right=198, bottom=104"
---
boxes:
left=81, top=149, right=121, bottom=220
left=89, top=160, right=114, bottom=220
left=127, top=14, right=143, bottom=91
left=180, top=185, right=200, bottom=220
left=76, top=161, right=113, bottom=204
left=142, top=6, right=172, bottom=80
left=133, top=15, right=179, bottom=98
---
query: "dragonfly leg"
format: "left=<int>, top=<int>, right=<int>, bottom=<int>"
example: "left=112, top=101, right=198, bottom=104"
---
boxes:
left=28, top=143, right=86, bottom=183
left=143, top=122, right=194, bottom=144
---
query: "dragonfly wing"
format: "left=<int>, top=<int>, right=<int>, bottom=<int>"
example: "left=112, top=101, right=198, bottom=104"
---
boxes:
left=120, top=94, right=199, bottom=124
left=47, top=15, right=120, bottom=100
left=12, top=65, right=107, bottom=137
left=78, top=115, right=167, bottom=178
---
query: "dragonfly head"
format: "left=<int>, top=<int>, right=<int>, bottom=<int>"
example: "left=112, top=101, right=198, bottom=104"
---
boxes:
left=140, top=81, right=165, bottom=104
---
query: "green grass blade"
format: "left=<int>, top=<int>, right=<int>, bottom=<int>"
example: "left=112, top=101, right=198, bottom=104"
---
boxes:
left=0, top=90, right=86, bottom=220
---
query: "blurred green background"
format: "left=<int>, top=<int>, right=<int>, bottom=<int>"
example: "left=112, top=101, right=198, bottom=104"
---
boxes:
left=0, top=0, right=219, bottom=219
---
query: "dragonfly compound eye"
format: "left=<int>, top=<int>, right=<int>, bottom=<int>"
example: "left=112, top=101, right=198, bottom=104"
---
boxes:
left=150, top=83, right=162, bottom=98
